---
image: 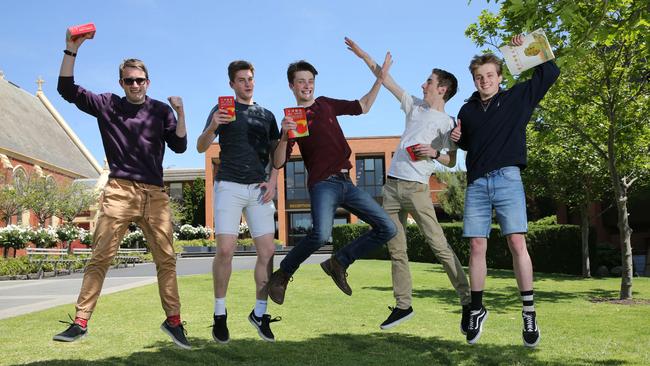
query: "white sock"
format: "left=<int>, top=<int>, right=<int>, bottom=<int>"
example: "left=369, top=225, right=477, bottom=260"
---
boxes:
left=214, top=297, right=226, bottom=316
left=254, top=299, right=267, bottom=318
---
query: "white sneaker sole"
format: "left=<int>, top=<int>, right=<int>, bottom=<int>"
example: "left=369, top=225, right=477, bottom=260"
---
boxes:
left=380, top=310, right=415, bottom=330
left=53, top=331, right=87, bottom=342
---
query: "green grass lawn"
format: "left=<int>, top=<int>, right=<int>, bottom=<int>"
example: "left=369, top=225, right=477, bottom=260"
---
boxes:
left=0, top=260, right=649, bottom=365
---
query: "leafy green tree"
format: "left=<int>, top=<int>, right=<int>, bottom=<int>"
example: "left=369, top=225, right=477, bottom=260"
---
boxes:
left=467, top=0, right=650, bottom=297
left=182, top=178, right=206, bottom=227
left=56, top=182, right=98, bottom=223
left=0, top=185, right=22, bottom=226
left=436, top=171, right=467, bottom=221
left=22, top=175, right=58, bottom=227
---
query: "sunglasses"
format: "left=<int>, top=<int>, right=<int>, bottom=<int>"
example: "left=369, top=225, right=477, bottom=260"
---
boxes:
left=122, top=77, right=148, bottom=86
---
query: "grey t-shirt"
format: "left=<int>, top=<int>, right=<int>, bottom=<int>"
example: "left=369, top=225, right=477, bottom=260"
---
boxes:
left=203, top=101, right=279, bottom=184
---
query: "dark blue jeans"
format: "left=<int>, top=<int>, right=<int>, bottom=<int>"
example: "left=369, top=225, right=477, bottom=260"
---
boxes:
left=280, top=175, right=397, bottom=275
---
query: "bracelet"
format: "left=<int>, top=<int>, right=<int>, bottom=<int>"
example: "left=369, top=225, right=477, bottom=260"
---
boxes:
left=432, top=150, right=441, bottom=160
left=63, top=49, right=77, bottom=57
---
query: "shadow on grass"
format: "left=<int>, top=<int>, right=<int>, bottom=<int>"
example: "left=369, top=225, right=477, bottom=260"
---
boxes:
left=15, top=332, right=626, bottom=366
left=362, top=284, right=623, bottom=314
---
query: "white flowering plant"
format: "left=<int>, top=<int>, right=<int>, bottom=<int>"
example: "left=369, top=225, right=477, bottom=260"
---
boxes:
left=0, top=225, right=32, bottom=250
left=56, top=224, right=81, bottom=242
left=31, top=226, right=59, bottom=248
left=176, top=224, right=212, bottom=240
left=121, top=229, right=146, bottom=248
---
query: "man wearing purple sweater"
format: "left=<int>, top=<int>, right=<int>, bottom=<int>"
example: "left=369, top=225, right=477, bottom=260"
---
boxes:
left=52, top=31, right=190, bottom=349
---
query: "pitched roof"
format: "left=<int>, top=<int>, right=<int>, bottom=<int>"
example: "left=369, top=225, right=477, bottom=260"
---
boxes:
left=0, top=77, right=100, bottom=178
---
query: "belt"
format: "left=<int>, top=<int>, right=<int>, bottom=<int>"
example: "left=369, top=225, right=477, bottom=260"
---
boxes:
left=328, top=170, right=351, bottom=181
left=387, top=175, right=399, bottom=181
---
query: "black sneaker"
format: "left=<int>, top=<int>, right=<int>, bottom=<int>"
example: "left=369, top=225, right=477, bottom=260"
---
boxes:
left=160, top=320, right=191, bottom=350
left=461, top=305, right=470, bottom=335
left=248, top=310, right=282, bottom=342
left=466, top=307, right=488, bottom=344
left=53, top=319, right=87, bottom=342
left=380, top=306, right=414, bottom=330
left=212, top=313, right=230, bottom=344
left=522, top=311, right=541, bottom=347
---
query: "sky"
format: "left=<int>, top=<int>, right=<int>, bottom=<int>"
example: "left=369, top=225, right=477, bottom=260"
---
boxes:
left=1, top=0, right=501, bottom=172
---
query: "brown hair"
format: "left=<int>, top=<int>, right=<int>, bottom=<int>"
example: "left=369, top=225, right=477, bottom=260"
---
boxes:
left=287, top=60, right=318, bottom=84
left=468, top=54, right=503, bottom=77
left=228, top=60, right=255, bottom=82
left=432, top=68, right=458, bottom=102
left=119, top=59, right=148, bottom=79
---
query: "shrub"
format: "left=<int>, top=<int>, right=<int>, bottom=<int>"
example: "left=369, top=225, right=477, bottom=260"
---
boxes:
left=30, top=227, right=59, bottom=248
left=56, top=224, right=81, bottom=242
left=176, top=224, right=212, bottom=240
left=121, top=229, right=146, bottom=248
left=332, top=223, right=583, bottom=275
left=0, top=256, right=37, bottom=276
left=0, top=225, right=32, bottom=254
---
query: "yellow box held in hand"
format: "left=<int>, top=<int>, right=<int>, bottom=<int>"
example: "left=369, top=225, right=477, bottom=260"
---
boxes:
left=218, top=96, right=236, bottom=122
left=284, top=107, right=309, bottom=138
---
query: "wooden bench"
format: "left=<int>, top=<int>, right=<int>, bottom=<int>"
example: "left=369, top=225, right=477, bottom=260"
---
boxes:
left=72, top=247, right=148, bottom=268
left=26, top=247, right=75, bottom=279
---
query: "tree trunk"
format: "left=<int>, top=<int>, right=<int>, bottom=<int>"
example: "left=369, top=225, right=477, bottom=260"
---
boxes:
left=580, top=203, right=591, bottom=278
left=616, top=189, right=634, bottom=299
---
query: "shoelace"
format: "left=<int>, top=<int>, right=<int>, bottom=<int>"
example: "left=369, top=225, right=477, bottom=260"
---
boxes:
left=523, top=313, right=535, bottom=332
left=58, top=314, right=79, bottom=328
left=178, top=321, right=188, bottom=335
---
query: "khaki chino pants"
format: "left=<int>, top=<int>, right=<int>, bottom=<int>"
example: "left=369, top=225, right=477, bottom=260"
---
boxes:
left=75, top=178, right=180, bottom=319
left=382, top=177, right=470, bottom=309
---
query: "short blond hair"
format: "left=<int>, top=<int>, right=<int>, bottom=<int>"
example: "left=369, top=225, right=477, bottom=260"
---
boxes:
left=119, top=58, right=149, bottom=79
left=469, top=54, right=503, bottom=77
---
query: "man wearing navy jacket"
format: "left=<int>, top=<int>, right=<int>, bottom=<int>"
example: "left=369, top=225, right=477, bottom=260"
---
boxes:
left=451, top=33, right=560, bottom=347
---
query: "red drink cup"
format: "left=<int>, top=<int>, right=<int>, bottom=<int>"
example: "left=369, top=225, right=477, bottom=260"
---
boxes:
left=218, top=96, right=236, bottom=122
left=67, top=23, right=96, bottom=41
left=284, top=107, right=309, bottom=138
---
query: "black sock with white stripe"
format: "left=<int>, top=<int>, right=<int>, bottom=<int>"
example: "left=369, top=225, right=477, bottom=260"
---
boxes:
left=521, top=290, right=535, bottom=313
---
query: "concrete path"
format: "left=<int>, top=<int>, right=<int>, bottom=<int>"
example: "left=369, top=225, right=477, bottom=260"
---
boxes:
left=0, top=253, right=329, bottom=320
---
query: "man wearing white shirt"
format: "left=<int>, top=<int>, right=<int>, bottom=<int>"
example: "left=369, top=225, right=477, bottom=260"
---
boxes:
left=346, top=38, right=470, bottom=333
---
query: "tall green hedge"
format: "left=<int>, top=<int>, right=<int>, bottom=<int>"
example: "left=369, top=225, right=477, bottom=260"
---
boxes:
left=331, top=223, right=583, bottom=275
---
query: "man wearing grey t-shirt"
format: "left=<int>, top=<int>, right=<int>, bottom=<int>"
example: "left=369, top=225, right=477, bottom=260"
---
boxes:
left=346, top=38, right=471, bottom=333
left=197, top=60, right=280, bottom=343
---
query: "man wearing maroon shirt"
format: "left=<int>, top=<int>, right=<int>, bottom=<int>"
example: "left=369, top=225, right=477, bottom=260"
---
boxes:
left=267, top=57, right=396, bottom=305
left=52, top=30, right=190, bottom=349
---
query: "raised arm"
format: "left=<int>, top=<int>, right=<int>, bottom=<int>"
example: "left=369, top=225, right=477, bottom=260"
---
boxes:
left=59, top=31, right=91, bottom=77
left=345, top=37, right=405, bottom=102
left=196, top=108, right=233, bottom=153
left=272, top=116, right=296, bottom=168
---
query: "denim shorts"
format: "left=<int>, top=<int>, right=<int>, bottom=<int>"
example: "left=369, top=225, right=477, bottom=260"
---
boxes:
left=213, top=180, right=276, bottom=238
left=462, top=166, right=528, bottom=237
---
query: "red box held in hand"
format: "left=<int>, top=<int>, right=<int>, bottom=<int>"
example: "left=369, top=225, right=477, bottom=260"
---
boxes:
left=67, top=23, right=96, bottom=41
left=284, top=107, right=309, bottom=138
left=218, top=96, right=236, bottom=122
left=406, top=144, right=420, bottom=161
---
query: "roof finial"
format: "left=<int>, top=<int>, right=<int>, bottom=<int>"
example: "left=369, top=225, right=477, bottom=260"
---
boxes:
left=36, top=76, right=45, bottom=91
left=0, top=70, right=4, bottom=79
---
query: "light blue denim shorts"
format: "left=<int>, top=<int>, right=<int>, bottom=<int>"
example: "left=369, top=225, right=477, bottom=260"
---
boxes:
left=462, top=166, right=528, bottom=237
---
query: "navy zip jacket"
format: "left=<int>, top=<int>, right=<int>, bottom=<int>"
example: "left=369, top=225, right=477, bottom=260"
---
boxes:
left=457, top=61, right=560, bottom=184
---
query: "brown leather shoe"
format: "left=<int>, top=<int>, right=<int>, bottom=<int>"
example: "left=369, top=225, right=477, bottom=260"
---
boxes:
left=267, top=268, right=292, bottom=305
left=320, top=256, right=352, bottom=296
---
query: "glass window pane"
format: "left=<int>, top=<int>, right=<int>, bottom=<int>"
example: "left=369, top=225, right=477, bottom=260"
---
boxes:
left=365, top=158, right=375, bottom=171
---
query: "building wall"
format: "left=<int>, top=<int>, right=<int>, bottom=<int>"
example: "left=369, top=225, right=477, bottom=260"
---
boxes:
left=204, top=136, right=449, bottom=246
